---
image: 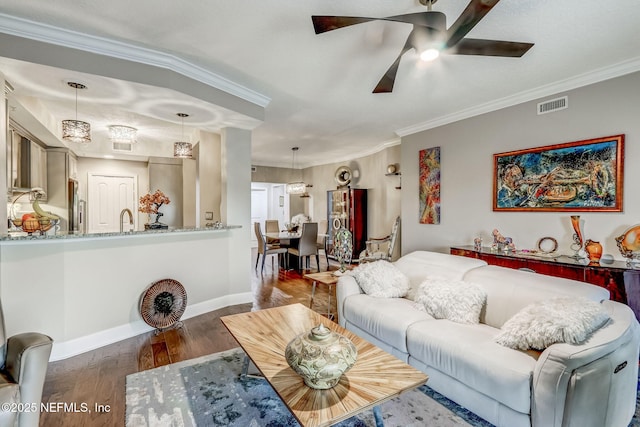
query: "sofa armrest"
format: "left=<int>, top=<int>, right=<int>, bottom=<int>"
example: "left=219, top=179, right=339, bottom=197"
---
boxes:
left=5, top=332, right=53, bottom=427
left=336, top=275, right=362, bottom=327
left=531, top=301, right=640, bottom=427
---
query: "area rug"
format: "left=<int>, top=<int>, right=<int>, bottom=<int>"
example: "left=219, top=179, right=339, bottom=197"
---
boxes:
left=126, top=348, right=492, bottom=426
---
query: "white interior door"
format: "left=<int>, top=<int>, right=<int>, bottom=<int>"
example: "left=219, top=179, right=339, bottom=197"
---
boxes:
left=87, top=174, right=137, bottom=233
left=250, top=187, right=268, bottom=245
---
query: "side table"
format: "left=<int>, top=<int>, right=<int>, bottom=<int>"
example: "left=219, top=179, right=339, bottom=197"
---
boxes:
left=303, top=271, right=344, bottom=321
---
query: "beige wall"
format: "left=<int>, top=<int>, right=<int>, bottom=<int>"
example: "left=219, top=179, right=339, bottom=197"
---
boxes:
left=196, top=130, right=222, bottom=224
left=401, top=71, right=640, bottom=261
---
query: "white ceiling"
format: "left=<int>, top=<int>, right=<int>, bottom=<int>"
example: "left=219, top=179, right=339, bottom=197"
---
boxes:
left=0, top=0, right=639, bottom=168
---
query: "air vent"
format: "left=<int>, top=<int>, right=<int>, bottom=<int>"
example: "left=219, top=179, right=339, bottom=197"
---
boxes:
left=537, top=96, right=568, bottom=115
left=112, top=142, right=133, bottom=152
left=251, top=166, right=257, bottom=173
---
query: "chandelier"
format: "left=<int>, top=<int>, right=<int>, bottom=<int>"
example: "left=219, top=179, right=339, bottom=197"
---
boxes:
left=62, top=82, right=91, bottom=144
left=286, top=147, right=306, bottom=194
left=173, top=113, right=193, bottom=158
left=108, top=125, right=137, bottom=144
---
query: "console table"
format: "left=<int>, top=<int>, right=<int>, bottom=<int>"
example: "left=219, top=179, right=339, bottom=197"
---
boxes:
left=450, top=246, right=635, bottom=304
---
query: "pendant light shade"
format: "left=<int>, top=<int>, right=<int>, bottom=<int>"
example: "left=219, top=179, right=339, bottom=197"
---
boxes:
left=286, top=147, right=306, bottom=194
left=62, top=82, right=91, bottom=144
left=109, top=125, right=137, bottom=144
left=173, top=113, right=193, bottom=158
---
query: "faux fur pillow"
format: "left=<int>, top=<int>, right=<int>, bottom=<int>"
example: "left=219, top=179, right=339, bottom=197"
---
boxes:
left=349, top=260, right=410, bottom=298
left=414, top=277, right=487, bottom=324
left=495, top=297, right=610, bottom=350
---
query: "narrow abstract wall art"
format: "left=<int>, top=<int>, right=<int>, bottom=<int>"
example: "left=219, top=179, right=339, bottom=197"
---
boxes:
left=494, top=134, right=624, bottom=211
left=419, top=146, right=441, bottom=224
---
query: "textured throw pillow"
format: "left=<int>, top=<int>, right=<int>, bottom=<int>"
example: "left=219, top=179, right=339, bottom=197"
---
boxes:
left=349, top=260, right=410, bottom=298
left=495, top=297, right=610, bottom=351
left=414, top=277, right=487, bottom=324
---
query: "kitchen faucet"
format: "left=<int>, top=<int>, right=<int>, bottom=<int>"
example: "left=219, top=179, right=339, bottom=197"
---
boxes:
left=120, top=208, right=134, bottom=232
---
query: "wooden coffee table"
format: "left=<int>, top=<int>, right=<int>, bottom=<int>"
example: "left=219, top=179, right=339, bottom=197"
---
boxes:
left=221, top=303, right=428, bottom=427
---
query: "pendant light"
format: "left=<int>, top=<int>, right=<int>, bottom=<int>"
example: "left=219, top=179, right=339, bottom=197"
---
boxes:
left=286, top=147, right=306, bottom=194
left=108, top=125, right=137, bottom=144
left=173, top=113, right=193, bottom=158
left=62, top=82, right=91, bottom=144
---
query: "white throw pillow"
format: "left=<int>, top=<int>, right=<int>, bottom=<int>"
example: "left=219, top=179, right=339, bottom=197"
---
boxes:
left=349, top=260, right=410, bottom=298
left=495, top=297, right=610, bottom=350
left=414, top=277, right=487, bottom=324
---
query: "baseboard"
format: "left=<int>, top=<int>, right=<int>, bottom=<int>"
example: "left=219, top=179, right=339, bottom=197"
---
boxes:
left=49, top=292, right=253, bottom=361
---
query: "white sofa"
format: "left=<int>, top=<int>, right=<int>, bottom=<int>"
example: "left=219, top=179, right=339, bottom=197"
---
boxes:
left=337, top=251, right=640, bottom=427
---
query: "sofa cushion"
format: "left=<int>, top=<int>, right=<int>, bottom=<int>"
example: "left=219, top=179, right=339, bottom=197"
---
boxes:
left=462, top=265, right=610, bottom=329
left=393, top=251, right=488, bottom=300
left=349, top=260, right=410, bottom=298
left=495, top=297, right=611, bottom=350
left=406, top=319, right=537, bottom=414
left=414, top=277, right=487, bottom=324
left=342, top=294, right=431, bottom=353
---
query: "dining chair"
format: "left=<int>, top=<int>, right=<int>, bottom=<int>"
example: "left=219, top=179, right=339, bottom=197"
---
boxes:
left=317, top=219, right=329, bottom=269
left=288, top=222, right=319, bottom=272
left=255, top=222, right=288, bottom=272
left=265, top=220, right=280, bottom=244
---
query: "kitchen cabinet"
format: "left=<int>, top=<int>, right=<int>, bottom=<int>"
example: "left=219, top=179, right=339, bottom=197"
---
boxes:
left=7, top=129, right=47, bottom=193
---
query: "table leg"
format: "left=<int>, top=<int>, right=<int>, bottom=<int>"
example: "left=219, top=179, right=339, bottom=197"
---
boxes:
left=309, top=280, right=317, bottom=309
left=327, top=284, right=332, bottom=319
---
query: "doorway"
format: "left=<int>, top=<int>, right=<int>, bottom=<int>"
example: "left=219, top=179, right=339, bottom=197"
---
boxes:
left=251, top=182, right=288, bottom=246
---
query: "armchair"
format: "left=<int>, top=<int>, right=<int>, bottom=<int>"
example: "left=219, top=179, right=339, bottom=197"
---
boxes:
left=359, top=216, right=400, bottom=263
left=0, top=300, right=53, bottom=427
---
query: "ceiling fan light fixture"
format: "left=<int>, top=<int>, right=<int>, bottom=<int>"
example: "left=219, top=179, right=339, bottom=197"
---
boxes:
left=109, top=125, right=137, bottom=144
left=173, top=113, right=193, bottom=159
left=420, top=48, right=440, bottom=62
left=62, top=82, right=91, bottom=144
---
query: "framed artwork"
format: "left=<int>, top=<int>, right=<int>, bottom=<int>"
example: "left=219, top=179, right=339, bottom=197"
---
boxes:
left=494, top=134, right=624, bottom=212
left=419, top=146, right=441, bottom=224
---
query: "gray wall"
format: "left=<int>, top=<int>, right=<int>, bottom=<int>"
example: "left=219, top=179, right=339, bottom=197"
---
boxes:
left=149, top=157, right=183, bottom=228
left=401, top=71, right=640, bottom=261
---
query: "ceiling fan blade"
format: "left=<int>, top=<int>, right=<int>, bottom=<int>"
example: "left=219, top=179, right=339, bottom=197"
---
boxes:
left=451, top=38, right=534, bottom=57
left=445, top=0, right=500, bottom=48
left=373, top=39, right=413, bottom=93
left=312, top=16, right=379, bottom=34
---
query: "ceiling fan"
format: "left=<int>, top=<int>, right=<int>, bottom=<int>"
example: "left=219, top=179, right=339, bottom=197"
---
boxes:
left=311, top=0, right=534, bottom=93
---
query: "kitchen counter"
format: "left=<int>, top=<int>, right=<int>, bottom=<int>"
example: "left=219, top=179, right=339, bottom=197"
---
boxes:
left=0, top=223, right=251, bottom=360
left=0, top=224, right=241, bottom=242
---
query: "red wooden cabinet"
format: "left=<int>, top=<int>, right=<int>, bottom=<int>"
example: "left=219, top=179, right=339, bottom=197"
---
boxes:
left=451, top=246, right=630, bottom=303
left=327, top=189, right=367, bottom=261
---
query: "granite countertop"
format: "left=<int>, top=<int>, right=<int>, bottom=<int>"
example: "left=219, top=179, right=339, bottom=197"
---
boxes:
left=0, top=224, right=242, bottom=242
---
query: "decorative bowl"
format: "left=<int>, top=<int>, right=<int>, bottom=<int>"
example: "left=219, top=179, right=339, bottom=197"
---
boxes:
left=615, top=224, right=640, bottom=261
left=285, top=323, right=357, bottom=389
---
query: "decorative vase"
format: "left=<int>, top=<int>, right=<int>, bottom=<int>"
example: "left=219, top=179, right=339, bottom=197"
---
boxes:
left=285, top=323, right=357, bottom=389
left=333, top=228, right=353, bottom=272
left=570, top=215, right=583, bottom=258
left=585, top=239, right=603, bottom=264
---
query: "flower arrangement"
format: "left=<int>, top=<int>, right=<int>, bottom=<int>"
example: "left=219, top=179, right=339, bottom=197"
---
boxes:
left=139, top=189, right=171, bottom=214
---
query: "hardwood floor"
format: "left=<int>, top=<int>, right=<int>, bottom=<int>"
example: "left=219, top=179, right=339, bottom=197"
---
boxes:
left=39, top=252, right=337, bottom=426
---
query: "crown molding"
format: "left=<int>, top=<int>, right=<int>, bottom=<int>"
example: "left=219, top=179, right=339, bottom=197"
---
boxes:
left=396, top=56, right=640, bottom=137
left=0, top=13, right=271, bottom=108
left=253, top=138, right=401, bottom=169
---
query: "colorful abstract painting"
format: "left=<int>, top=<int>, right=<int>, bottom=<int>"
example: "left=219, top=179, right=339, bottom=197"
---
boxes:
left=419, top=147, right=441, bottom=224
left=494, top=135, right=624, bottom=211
